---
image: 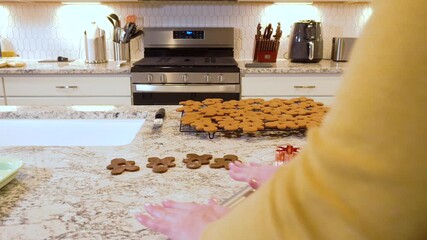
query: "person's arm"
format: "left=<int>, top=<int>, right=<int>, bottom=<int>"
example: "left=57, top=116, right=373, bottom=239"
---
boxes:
left=202, top=1, right=427, bottom=239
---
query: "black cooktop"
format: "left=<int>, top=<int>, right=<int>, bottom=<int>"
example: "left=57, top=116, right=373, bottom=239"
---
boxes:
left=133, top=57, right=238, bottom=67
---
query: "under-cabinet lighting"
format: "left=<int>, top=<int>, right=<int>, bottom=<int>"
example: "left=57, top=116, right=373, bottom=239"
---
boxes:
left=62, top=2, right=101, bottom=5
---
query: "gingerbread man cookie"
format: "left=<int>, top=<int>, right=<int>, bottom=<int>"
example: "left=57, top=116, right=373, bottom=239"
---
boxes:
left=107, top=158, right=140, bottom=175
left=147, top=157, right=176, bottom=173
left=209, top=154, right=241, bottom=170
left=183, top=154, right=213, bottom=169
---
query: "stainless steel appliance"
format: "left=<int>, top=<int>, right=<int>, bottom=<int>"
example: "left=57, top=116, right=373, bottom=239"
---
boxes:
left=331, top=37, right=357, bottom=62
left=131, top=27, right=240, bottom=105
left=288, top=20, right=323, bottom=63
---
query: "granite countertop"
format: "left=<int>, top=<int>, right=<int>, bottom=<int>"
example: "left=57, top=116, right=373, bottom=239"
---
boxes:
left=0, top=59, right=345, bottom=75
left=0, top=105, right=306, bottom=239
left=0, top=60, right=131, bottom=75
left=239, top=59, right=346, bottom=74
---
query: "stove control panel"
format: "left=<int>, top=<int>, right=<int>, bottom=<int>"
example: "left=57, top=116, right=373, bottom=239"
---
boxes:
left=132, top=72, right=240, bottom=84
left=173, top=30, right=204, bottom=39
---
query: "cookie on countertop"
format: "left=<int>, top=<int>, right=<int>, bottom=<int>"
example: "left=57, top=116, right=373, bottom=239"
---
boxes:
left=107, top=158, right=140, bottom=175
left=147, top=157, right=176, bottom=173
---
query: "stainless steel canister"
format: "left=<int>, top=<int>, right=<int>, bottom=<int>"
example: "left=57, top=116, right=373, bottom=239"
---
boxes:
left=331, top=37, right=357, bottom=62
left=113, top=42, right=131, bottom=62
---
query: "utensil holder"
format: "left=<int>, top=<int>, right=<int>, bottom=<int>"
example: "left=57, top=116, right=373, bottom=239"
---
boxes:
left=253, top=37, right=280, bottom=62
left=113, top=42, right=131, bottom=62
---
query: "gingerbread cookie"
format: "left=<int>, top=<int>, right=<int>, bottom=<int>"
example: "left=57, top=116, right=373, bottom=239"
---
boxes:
left=107, top=158, right=140, bottom=175
left=147, top=157, right=176, bottom=173
left=210, top=154, right=241, bottom=170
left=183, top=154, right=213, bottom=169
left=202, top=98, right=223, bottom=105
left=218, top=120, right=240, bottom=131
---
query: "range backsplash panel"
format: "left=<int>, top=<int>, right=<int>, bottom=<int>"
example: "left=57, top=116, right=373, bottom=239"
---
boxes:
left=0, top=2, right=372, bottom=61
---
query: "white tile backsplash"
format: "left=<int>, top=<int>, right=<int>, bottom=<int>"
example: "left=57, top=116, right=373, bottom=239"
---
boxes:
left=0, top=1, right=371, bottom=61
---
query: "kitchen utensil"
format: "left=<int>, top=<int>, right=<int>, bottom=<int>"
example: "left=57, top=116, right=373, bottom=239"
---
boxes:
left=266, top=27, right=273, bottom=39
left=123, top=24, right=135, bottom=43
left=288, top=20, right=323, bottom=63
left=263, top=23, right=272, bottom=39
left=108, top=13, right=121, bottom=28
left=331, top=37, right=357, bottom=62
left=107, top=15, right=115, bottom=27
left=273, top=22, right=282, bottom=40
left=38, top=56, right=75, bottom=63
left=153, top=108, right=166, bottom=128
left=256, top=23, right=262, bottom=40
left=130, top=29, right=143, bottom=40
left=221, top=185, right=255, bottom=208
left=245, top=62, right=273, bottom=68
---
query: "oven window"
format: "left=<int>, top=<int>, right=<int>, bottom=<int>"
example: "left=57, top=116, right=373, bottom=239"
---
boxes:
left=133, top=92, right=240, bottom=105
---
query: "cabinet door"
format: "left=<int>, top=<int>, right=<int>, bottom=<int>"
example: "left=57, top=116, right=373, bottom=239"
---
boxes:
left=6, top=97, right=131, bottom=106
left=4, top=76, right=131, bottom=97
left=241, top=74, right=342, bottom=97
left=0, top=77, right=4, bottom=98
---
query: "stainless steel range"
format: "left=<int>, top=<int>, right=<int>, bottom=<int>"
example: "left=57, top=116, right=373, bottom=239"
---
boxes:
left=131, top=27, right=240, bottom=105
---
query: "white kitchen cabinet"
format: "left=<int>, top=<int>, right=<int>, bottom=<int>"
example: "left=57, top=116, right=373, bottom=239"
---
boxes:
left=241, top=73, right=343, bottom=105
left=3, top=75, right=131, bottom=106
left=0, top=77, right=5, bottom=105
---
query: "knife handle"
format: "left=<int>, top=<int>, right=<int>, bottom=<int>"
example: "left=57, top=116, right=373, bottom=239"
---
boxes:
left=155, top=108, right=166, bottom=119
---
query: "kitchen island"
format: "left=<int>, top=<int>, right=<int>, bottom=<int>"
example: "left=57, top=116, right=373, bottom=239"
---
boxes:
left=0, top=105, right=307, bottom=240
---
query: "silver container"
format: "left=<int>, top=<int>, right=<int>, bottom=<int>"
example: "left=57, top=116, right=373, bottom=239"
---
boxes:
left=113, top=42, right=131, bottom=62
left=331, top=37, right=357, bottom=62
left=84, top=33, right=107, bottom=64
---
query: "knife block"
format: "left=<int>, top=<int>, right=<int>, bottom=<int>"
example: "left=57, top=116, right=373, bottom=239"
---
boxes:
left=253, top=37, right=280, bottom=63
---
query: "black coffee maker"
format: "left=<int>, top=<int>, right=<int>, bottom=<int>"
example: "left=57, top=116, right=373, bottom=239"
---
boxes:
left=288, top=20, right=323, bottom=63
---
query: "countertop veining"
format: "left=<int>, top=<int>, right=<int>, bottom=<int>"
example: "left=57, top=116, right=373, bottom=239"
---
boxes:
left=0, top=105, right=307, bottom=240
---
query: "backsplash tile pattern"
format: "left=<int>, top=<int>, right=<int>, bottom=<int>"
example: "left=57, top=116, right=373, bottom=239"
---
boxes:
left=0, top=2, right=371, bottom=61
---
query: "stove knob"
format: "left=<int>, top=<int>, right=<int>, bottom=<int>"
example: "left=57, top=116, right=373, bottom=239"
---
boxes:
left=182, top=74, right=188, bottom=83
left=147, top=74, right=153, bottom=83
left=204, top=74, right=211, bottom=83
left=160, top=74, right=166, bottom=83
left=218, top=74, right=224, bottom=83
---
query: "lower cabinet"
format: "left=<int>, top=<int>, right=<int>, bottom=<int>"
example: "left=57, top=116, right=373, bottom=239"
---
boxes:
left=241, top=73, right=343, bottom=105
left=3, top=75, right=132, bottom=105
left=0, top=77, right=5, bottom=105
left=6, top=97, right=131, bottom=105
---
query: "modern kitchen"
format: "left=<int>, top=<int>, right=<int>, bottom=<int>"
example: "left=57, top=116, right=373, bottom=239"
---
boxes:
left=2, top=0, right=416, bottom=239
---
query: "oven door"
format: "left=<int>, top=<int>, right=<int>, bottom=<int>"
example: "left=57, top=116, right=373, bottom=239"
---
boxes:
left=132, top=84, right=240, bottom=105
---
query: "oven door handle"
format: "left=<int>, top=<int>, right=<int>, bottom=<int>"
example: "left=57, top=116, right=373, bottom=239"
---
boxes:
left=133, top=84, right=240, bottom=93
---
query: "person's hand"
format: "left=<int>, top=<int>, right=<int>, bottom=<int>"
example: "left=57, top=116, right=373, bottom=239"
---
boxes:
left=229, top=161, right=279, bottom=189
left=135, top=198, right=229, bottom=240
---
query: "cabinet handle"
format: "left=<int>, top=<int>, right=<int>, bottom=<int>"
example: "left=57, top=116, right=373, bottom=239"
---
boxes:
left=293, top=85, right=316, bottom=89
left=56, top=86, right=78, bottom=89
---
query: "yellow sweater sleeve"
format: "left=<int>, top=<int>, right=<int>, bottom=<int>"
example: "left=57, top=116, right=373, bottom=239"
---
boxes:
left=202, top=1, right=427, bottom=239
